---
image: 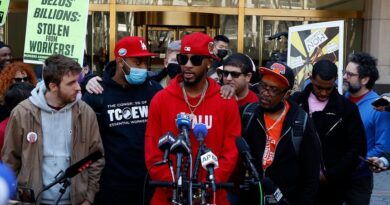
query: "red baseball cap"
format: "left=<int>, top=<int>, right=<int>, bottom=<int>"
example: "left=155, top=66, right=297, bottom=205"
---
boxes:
left=114, top=36, right=156, bottom=58
left=180, top=32, right=213, bottom=57
left=260, top=62, right=295, bottom=89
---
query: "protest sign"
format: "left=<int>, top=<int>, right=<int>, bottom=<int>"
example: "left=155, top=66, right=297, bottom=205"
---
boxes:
left=0, top=0, right=9, bottom=26
left=287, top=20, right=344, bottom=93
left=24, top=0, right=88, bottom=64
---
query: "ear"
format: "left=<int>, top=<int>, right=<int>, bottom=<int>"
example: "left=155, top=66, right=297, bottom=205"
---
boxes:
left=283, top=89, right=292, bottom=100
left=48, top=82, right=58, bottom=92
left=246, top=72, right=253, bottom=82
left=361, top=76, right=370, bottom=86
left=208, top=42, right=215, bottom=55
left=116, top=58, right=124, bottom=69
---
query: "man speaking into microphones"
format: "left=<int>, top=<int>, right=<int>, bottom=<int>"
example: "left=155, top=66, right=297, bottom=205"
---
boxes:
left=145, top=32, right=241, bottom=205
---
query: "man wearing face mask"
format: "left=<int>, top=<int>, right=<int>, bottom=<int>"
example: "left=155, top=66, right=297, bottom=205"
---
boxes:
left=155, top=40, right=182, bottom=87
left=207, top=35, right=230, bottom=82
left=82, top=36, right=163, bottom=205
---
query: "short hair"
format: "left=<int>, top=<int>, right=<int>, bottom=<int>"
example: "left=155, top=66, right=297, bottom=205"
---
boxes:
left=348, top=52, right=378, bottom=89
left=214, top=35, right=229, bottom=44
left=0, top=41, right=11, bottom=50
left=223, top=53, right=254, bottom=74
left=43, top=54, right=81, bottom=90
left=312, top=59, right=338, bottom=81
left=4, top=82, right=35, bottom=111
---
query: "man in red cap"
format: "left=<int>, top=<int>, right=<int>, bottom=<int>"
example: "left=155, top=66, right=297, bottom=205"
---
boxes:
left=239, top=62, right=320, bottom=205
left=82, top=36, right=163, bottom=205
left=145, top=32, right=241, bottom=205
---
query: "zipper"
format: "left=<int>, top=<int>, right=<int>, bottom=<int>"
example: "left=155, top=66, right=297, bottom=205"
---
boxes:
left=325, top=118, right=342, bottom=136
left=256, top=118, right=291, bottom=178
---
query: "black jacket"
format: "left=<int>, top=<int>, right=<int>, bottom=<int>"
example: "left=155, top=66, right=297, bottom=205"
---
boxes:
left=291, top=84, right=367, bottom=183
left=243, top=100, right=320, bottom=205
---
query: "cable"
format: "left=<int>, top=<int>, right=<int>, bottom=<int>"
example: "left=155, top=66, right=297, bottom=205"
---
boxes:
left=258, top=181, right=263, bottom=205
left=143, top=165, right=154, bottom=205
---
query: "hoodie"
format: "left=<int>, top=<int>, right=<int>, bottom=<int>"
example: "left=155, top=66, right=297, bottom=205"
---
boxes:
left=82, top=62, right=162, bottom=193
left=345, top=90, right=390, bottom=157
left=145, top=75, right=241, bottom=205
left=29, top=82, right=80, bottom=204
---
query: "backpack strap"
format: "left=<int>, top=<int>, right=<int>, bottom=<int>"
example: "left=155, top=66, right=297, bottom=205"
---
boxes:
left=241, top=103, right=259, bottom=137
left=291, top=109, right=308, bottom=155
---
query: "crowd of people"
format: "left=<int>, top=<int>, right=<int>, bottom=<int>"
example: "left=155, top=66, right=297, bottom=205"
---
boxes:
left=0, top=30, right=389, bottom=205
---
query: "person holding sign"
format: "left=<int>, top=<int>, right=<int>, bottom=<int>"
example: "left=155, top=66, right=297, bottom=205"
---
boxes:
left=82, top=36, right=162, bottom=205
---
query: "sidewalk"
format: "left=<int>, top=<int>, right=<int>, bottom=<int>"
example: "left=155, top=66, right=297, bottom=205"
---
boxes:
left=371, top=171, right=390, bottom=205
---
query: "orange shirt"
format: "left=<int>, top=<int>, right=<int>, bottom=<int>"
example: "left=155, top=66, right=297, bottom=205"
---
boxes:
left=262, top=102, right=290, bottom=170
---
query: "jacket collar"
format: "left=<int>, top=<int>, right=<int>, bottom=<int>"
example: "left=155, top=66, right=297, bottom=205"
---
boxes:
left=302, top=83, right=342, bottom=114
left=255, top=99, right=301, bottom=135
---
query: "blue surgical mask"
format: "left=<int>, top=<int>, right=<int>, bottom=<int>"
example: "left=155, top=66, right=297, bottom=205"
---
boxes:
left=122, top=59, right=148, bottom=85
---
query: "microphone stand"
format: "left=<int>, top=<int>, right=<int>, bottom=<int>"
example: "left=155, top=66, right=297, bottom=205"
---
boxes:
left=53, top=178, right=71, bottom=205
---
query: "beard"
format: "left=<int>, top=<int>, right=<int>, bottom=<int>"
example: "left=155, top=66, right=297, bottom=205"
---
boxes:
left=183, top=71, right=206, bottom=87
left=262, top=101, right=285, bottom=113
left=57, top=88, right=77, bottom=105
left=347, top=83, right=362, bottom=94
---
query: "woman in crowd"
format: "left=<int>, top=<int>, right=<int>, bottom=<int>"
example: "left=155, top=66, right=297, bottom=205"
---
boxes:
left=0, top=62, right=37, bottom=122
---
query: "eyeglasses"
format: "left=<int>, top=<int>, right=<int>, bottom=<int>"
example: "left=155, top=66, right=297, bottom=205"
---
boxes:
left=176, top=54, right=207, bottom=66
left=221, top=70, right=243, bottom=78
left=343, top=71, right=359, bottom=78
left=14, top=77, right=30, bottom=82
left=257, top=81, right=286, bottom=96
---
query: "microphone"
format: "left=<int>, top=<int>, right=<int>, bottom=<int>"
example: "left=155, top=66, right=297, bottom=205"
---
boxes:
left=192, top=123, right=208, bottom=181
left=261, top=177, right=288, bottom=204
left=201, top=148, right=218, bottom=192
left=175, top=112, right=191, bottom=143
left=0, top=163, right=16, bottom=205
left=41, top=150, right=103, bottom=192
left=235, top=137, right=260, bottom=181
left=170, top=133, right=191, bottom=180
left=154, top=132, right=176, bottom=165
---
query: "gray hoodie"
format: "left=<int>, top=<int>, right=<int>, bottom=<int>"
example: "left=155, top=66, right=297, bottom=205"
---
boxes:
left=29, top=82, right=80, bottom=204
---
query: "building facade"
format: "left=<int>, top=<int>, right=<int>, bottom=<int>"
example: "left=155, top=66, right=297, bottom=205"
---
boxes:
left=5, top=0, right=390, bottom=90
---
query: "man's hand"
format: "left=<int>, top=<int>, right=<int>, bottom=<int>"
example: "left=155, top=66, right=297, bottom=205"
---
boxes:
left=80, top=200, right=91, bottom=205
left=367, top=157, right=386, bottom=173
left=86, top=76, right=104, bottom=94
left=220, top=84, right=236, bottom=100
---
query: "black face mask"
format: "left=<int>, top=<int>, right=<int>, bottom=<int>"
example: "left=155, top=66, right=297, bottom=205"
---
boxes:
left=217, top=49, right=228, bottom=60
left=166, top=63, right=181, bottom=78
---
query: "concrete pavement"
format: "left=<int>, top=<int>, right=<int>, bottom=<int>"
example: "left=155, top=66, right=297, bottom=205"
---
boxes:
left=371, top=171, right=390, bottom=205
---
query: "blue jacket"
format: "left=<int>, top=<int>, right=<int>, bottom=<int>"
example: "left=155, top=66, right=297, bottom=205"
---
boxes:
left=346, top=90, right=390, bottom=157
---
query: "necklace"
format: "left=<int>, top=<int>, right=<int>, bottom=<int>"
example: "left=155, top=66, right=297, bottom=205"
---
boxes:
left=182, top=81, right=209, bottom=115
left=264, top=103, right=286, bottom=133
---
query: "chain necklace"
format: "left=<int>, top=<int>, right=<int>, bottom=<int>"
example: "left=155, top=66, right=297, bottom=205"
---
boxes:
left=264, top=103, right=286, bottom=133
left=182, top=81, right=209, bottom=115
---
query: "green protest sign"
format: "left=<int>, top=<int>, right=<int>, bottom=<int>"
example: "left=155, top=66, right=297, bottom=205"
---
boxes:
left=0, top=0, right=10, bottom=26
left=23, top=0, right=88, bottom=64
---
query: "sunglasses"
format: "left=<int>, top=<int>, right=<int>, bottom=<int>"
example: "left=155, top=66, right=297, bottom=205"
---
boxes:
left=14, top=77, right=30, bottom=83
left=177, top=54, right=207, bottom=66
left=221, top=70, right=243, bottom=78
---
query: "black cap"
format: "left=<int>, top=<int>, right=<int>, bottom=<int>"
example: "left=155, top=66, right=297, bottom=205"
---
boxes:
left=260, top=62, right=295, bottom=89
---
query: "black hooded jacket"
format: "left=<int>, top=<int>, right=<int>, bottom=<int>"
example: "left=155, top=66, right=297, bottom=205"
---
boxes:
left=291, top=84, right=367, bottom=183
